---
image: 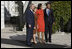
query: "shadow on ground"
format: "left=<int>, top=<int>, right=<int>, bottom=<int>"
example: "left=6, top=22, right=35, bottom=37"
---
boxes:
left=1, top=34, right=71, bottom=48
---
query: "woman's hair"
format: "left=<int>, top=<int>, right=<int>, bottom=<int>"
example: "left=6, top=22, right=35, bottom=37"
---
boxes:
left=37, top=3, right=42, bottom=9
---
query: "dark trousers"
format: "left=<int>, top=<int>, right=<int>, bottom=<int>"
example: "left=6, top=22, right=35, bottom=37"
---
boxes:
left=26, top=24, right=33, bottom=45
left=45, top=23, right=52, bottom=42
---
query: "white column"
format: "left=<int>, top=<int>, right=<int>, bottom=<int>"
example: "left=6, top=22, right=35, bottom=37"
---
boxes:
left=4, top=1, right=9, bottom=12
left=1, top=1, right=5, bottom=29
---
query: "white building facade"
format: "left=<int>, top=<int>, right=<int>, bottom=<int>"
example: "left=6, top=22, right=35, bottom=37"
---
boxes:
left=1, top=1, right=26, bottom=29
left=1, top=1, right=48, bottom=30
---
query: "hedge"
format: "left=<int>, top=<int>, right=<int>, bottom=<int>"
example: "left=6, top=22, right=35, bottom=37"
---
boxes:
left=51, top=1, right=71, bottom=33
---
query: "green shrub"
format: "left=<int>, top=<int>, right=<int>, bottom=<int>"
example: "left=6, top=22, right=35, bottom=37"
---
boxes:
left=51, top=1, right=71, bottom=33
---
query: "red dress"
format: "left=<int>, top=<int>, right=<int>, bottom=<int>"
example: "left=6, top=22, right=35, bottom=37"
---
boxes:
left=36, top=9, right=45, bottom=32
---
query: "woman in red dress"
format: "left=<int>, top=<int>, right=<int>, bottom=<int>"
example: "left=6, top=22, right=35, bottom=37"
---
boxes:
left=36, top=3, right=45, bottom=43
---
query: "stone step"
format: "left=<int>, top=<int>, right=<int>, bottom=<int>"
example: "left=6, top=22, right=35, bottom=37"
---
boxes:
left=1, top=25, right=26, bottom=33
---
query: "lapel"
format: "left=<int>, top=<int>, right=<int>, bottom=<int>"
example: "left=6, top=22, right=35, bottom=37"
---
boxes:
left=30, top=9, right=34, bottom=15
left=29, top=9, right=34, bottom=17
left=45, top=8, right=48, bottom=16
left=49, top=9, right=52, bottom=16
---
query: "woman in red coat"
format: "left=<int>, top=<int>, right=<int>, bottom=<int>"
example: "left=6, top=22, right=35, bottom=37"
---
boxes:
left=36, top=3, right=45, bottom=43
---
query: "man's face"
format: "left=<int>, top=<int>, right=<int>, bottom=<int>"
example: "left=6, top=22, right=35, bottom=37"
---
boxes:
left=47, top=4, right=51, bottom=9
left=31, top=5, right=35, bottom=10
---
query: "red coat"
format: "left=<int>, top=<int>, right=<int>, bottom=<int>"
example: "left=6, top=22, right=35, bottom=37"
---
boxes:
left=36, top=9, right=45, bottom=32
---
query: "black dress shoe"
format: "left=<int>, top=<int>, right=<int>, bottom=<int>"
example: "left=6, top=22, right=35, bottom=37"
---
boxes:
left=49, top=40, right=52, bottom=43
left=45, top=39, right=48, bottom=42
left=32, top=42, right=37, bottom=45
left=26, top=43, right=32, bottom=46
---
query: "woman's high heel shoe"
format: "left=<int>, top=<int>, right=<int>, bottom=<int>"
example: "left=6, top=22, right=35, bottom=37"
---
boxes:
left=42, top=40, right=45, bottom=44
left=33, top=41, right=37, bottom=44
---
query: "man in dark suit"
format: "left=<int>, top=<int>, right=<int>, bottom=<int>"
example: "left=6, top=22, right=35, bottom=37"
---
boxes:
left=25, top=4, right=35, bottom=46
left=44, top=2, right=55, bottom=43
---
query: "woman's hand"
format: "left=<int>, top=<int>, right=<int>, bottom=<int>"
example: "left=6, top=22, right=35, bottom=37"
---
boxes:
left=34, top=26, right=36, bottom=29
left=53, top=22, right=55, bottom=25
left=29, top=24, right=31, bottom=28
left=37, top=25, right=38, bottom=29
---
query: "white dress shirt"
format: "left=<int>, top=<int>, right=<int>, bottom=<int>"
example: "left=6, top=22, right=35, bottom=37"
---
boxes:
left=46, top=8, right=50, bottom=16
left=30, top=9, right=33, bottom=13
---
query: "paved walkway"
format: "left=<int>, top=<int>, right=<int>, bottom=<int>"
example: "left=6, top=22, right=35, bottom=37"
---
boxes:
left=1, top=27, right=71, bottom=48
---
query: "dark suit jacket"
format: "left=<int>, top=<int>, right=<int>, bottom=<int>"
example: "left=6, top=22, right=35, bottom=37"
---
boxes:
left=26, top=9, right=35, bottom=28
left=44, top=8, right=55, bottom=25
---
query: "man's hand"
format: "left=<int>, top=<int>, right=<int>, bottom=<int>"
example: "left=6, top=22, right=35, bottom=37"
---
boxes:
left=29, top=24, right=31, bottom=28
left=53, top=22, right=55, bottom=25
